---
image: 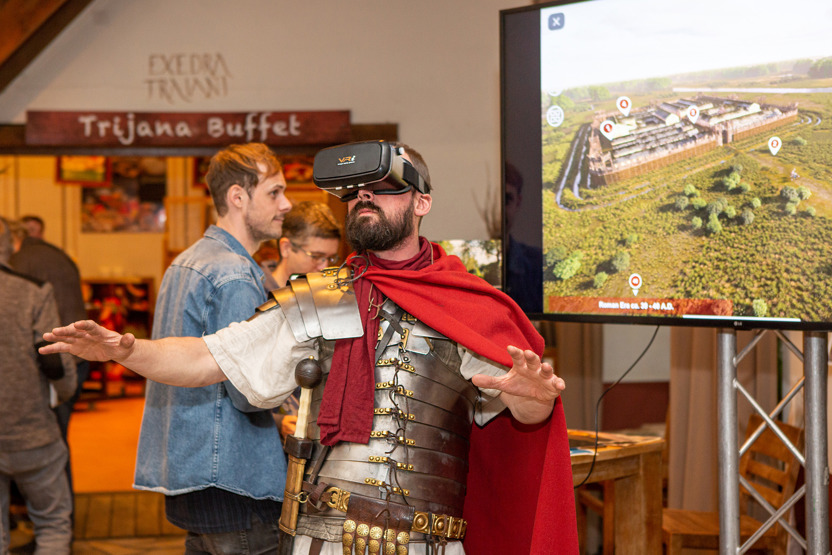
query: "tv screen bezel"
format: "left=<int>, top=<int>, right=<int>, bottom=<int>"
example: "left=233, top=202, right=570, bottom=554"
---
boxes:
left=499, top=0, right=832, bottom=332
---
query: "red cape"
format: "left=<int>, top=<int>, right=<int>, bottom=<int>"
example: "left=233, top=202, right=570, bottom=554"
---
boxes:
left=325, top=242, right=578, bottom=552
left=464, top=403, right=577, bottom=554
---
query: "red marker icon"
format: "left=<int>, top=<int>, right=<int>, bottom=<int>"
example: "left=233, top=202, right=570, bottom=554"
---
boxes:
left=629, top=273, right=642, bottom=296
left=599, top=120, right=615, bottom=140
left=687, top=106, right=699, bottom=124
left=617, top=96, right=632, bottom=117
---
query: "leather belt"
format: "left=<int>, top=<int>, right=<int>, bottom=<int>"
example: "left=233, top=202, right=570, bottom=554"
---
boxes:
left=305, top=483, right=468, bottom=541
left=317, top=461, right=466, bottom=510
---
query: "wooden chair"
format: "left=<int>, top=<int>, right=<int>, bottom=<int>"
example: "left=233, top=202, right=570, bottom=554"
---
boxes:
left=662, top=414, right=804, bottom=554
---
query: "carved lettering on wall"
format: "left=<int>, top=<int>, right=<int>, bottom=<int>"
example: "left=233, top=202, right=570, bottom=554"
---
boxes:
left=145, top=53, right=232, bottom=104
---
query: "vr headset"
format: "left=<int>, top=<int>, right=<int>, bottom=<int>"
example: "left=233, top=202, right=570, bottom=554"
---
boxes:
left=312, top=140, right=429, bottom=202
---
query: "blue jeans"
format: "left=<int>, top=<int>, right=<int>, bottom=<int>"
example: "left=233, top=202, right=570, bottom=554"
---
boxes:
left=184, top=512, right=281, bottom=555
left=0, top=440, right=72, bottom=555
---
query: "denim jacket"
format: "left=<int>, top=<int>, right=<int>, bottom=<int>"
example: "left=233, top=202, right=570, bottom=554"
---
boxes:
left=134, top=226, right=286, bottom=500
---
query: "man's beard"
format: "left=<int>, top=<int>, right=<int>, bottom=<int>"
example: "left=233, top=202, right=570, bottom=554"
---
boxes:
left=346, top=199, right=415, bottom=253
left=245, top=212, right=280, bottom=245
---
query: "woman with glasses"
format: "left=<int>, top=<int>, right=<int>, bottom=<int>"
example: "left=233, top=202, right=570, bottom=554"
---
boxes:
left=268, top=201, right=342, bottom=290
left=263, top=200, right=343, bottom=439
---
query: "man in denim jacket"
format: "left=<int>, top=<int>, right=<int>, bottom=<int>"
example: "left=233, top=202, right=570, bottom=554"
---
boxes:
left=134, top=143, right=292, bottom=554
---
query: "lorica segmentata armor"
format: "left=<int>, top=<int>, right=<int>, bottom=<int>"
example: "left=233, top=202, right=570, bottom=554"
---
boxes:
left=268, top=269, right=481, bottom=548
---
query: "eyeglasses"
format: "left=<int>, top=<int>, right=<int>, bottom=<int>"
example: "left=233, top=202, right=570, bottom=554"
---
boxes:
left=289, top=241, right=339, bottom=265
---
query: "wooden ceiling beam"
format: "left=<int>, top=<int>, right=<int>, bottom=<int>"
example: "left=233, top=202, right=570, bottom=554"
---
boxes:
left=0, top=0, right=94, bottom=95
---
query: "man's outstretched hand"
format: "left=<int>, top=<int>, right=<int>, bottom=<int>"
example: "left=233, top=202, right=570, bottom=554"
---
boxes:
left=471, top=345, right=565, bottom=424
left=40, top=320, right=136, bottom=363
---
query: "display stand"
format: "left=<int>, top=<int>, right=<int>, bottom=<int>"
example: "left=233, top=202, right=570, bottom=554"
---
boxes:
left=717, top=329, right=829, bottom=554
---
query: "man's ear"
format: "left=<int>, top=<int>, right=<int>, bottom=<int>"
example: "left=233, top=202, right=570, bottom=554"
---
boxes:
left=227, top=184, right=247, bottom=209
left=278, top=237, right=292, bottom=258
left=414, top=193, right=432, bottom=217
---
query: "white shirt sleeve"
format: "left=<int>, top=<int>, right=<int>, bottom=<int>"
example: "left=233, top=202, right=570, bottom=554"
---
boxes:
left=459, top=345, right=509, bottom=427
left=203, top=307, right=316, bottom=409
left=204, top=306, right=511, bottom=425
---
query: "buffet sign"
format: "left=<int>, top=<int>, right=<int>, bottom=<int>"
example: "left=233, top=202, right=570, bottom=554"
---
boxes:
left=25, top=110, right=352, bottom=147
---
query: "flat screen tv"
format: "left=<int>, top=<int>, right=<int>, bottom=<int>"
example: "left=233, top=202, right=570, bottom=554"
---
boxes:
left=501, top=0, right=832, bottom=330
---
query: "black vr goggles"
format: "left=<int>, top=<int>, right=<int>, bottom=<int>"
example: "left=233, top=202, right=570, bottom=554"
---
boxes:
left=312, top=140, right=429, bottom=202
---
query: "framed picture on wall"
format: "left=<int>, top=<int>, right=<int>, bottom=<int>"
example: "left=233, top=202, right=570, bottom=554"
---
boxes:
left=281, top=155, right=314, bottom=184
left=56, top=155, right=111, bottom=185
left=81, top=156, right=167, bottom=233
left=193, top=156, right=211, bottom=189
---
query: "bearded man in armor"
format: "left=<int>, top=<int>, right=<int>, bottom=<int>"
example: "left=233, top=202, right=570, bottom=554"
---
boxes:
left=40, top=141, right=579, bottom=554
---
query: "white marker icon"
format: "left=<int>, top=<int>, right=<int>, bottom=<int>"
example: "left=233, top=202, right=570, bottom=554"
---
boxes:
left=628, top=273, right=642, bottom=296
left=548, top=88, right=563, bottom=97
left=687, top=106, right=699, bottom=124
left=617, top=96, right=632, bottom=117
left=599, top=120, right=615, bottom=140
left=546, top=105, right=565, bottom=128
left=768, top=136, right=781, bottom=156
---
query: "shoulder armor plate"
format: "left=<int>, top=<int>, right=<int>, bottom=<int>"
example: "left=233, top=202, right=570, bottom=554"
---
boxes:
left=256, top=267, right=363, bottom=342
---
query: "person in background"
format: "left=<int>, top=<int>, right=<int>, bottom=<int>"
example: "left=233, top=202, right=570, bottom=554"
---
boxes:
left=133, top=143, right=292, bottom=554
left=270, top=200, right=341, bottom=288
left=252, top=239, right=281, bottom=290
left=503, top=162, right=544, bottom=314
left=20, top=215, right=44, bottom=239
left=39, top=140, right=578, bottom=554
left=8, top=217, right=89, bottom=526
left=0, top=217, right=77, bottom=554
left=264, top=201, right=342, bottom=439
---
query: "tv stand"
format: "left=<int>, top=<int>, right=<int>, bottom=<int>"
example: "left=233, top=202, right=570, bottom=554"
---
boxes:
left=717, top=329, right=829, bottom=553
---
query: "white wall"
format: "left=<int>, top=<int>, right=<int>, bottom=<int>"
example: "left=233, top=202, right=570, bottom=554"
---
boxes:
left=602, top=324, right=671, bottom=383
left=0, top=0, right=528, bottom=241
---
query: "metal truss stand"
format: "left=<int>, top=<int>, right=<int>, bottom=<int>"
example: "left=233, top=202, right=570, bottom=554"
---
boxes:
left=717, top=329, right=829, bottom=554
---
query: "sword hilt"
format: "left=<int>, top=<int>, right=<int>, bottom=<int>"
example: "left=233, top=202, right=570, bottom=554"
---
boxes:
left=293, top=357, right=323, bottom=440
left=279, top=357, right=323, bottom=544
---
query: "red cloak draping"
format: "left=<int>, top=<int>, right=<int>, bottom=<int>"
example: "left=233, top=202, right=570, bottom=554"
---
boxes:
left=319, top=240, right=578, bottom=553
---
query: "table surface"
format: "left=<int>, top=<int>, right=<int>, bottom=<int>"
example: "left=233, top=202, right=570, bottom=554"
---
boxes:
left=568, top=429, right=665, bottom=553
left=569, top=429, right=664, bottom=482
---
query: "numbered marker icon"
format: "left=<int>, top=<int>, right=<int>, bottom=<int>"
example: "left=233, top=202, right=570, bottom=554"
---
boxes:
left=599, top=120, right=615, bottom=140
left=687, top=106, right=699, bottom=124
left=617, top=96, right=632, bottom=117
left=768, top=136, right=781, bottom=156
left=546, top=105, right=565, bottom=128
left=629, top=273, right=642, bottom=296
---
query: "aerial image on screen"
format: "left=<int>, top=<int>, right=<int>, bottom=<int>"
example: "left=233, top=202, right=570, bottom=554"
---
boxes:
left=534, top=0, right=832, bottom=327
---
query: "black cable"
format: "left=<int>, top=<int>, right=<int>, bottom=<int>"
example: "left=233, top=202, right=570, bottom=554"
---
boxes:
left=573, top=325, right=661, bottom=489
